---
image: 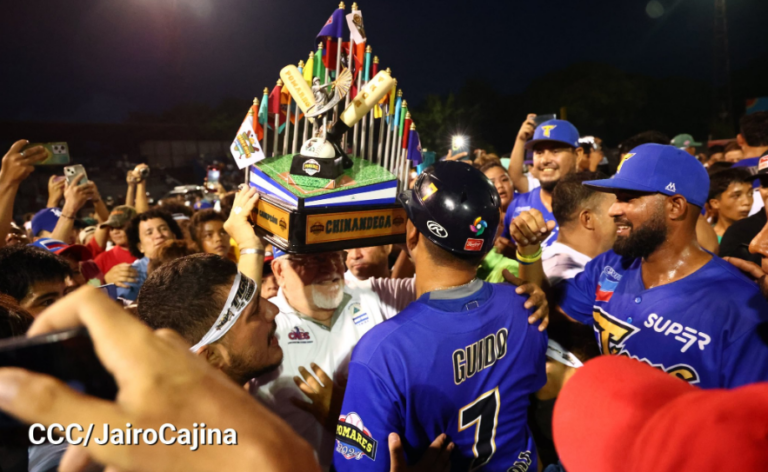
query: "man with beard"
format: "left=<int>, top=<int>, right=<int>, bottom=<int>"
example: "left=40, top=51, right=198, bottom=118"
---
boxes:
left=512, top=144, right=768, bottom=388
left=250, top=248, right=389, bottom=470
left=501, top=119, right=584, bottom=251
left=137, top=253, right=283, bottom=386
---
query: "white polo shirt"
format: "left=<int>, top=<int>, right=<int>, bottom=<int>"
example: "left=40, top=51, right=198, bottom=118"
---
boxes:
left=542, top=241, right=592, bottom=286
left=250, top=284, right=387, bottom=470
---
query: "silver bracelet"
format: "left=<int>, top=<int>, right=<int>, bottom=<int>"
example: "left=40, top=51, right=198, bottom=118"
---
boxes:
left=240, top=248, right=265, bottom=256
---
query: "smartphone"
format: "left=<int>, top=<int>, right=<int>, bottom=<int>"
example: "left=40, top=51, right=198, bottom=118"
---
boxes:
left=25, top=142, right=71, bottom=166
left=206, top=166, right=221, bottom=190
left=533, top=114, right=557, bottom=127
left=451, top=136, right=471, bottom=160
left=0, top=327, right=117, bottom=427
left=64, top=164, right=88, bottom=186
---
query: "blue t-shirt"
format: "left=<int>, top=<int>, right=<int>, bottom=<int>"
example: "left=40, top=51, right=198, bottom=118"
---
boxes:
left=502, top=188, right=558, bottom=248
left=333, top=282, right=547, bottom=472
left=116, top=256, right=148, bottom=301
left=556, top=250, right=768, bottom=389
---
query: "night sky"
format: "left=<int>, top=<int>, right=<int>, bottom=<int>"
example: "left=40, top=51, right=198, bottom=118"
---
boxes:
left=2, top=0, right=767, bottom=124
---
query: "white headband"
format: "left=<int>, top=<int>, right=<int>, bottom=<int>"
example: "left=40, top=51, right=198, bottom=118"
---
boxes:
left=546, top=339, right=584, bottom=369
left=190, top=272, right=257, bottom=352
left=172, top=213, right=190, bottom=221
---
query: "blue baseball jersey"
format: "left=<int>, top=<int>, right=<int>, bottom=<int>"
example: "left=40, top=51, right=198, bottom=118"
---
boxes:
left=556, top=250, right=768, bottom=388
left=502, top=188, right=558, bottom=248
left=333, top=282, right=547, bottom=472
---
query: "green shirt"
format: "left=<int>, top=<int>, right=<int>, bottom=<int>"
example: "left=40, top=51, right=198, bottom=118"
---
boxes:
left=477, top=248, right=520, bottom=283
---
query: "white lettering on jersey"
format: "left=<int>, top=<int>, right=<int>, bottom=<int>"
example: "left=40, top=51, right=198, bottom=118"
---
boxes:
left=452, top=328, right=509, bottom=385
left=644, top=313, right=711, bottom=352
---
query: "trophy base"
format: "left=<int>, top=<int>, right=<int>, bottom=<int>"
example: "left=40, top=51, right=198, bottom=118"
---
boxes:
left=249, top=154, right=403, bottom=254
left=250, top=193, right=406, bottom=254
left=289, top=154, right=344, bottom=183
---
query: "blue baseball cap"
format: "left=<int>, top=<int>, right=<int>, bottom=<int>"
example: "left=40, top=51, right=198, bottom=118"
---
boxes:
left=583, top=144, right=709, bottom=207
left=31, top=208, right=62, bottom=236
left=525, top=119, right=581, bottom=150
left=272, top=247, right=287, bottom=258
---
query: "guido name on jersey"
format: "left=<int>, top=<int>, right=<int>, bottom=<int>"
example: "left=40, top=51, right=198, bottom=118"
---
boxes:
left=452, top=328, right=509, bottom=385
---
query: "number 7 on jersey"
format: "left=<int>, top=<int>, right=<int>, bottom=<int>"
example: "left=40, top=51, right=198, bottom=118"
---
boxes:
left=458, top=387, right=501, bottom=470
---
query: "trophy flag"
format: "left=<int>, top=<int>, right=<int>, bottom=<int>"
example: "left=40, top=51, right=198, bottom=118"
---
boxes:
left=259, top=87, right=269, bottom=156
left=230, top=99, right=266, bottom=170
left=270, top=80, right=283, bottom=156
left=316, top=5, right=345, bottom=74
left=407, top=124, right=422, bottom=166
left=314, top=43, right=326, bottom=84
left=383, top=81, right=397, bottom=171
left=304, top=52, right=314, bottom=86
left=402, top=113, right=412, bottom=150
left=346, top=8, right=366, bottom=45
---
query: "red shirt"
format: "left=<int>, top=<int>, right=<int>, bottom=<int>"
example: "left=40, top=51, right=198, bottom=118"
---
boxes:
left=85, top=236, right=105, bottom=259
left=94, top=246, right=137, bottom=275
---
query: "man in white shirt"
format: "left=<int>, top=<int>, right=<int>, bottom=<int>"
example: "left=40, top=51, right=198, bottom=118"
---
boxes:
left=251, top=249, right=389, bottom=470
left=542, top=172, right=616, bottom=285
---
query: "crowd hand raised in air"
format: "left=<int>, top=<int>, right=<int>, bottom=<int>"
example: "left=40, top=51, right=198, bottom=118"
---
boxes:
left=508, top=209, right=556, bottom=252
left=0, top=140, right=47, bottom=185
left=0, top=286, right=320, bottom=472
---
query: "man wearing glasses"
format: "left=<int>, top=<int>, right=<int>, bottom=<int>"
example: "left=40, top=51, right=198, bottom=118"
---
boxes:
left=250, top=248, right=389, bottom=470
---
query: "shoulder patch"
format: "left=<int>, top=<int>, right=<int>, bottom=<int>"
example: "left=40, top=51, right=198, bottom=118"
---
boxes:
left=335, top=412, right=379, bottom=461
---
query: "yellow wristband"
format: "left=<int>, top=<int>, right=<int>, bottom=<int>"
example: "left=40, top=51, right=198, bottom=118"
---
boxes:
left=516, top=248, right=542, bottom=265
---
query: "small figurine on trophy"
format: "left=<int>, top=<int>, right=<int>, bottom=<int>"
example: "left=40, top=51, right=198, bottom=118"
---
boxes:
left=290, top=68, right=354, bottom=180
left=306, top=68, right=352, bottom=120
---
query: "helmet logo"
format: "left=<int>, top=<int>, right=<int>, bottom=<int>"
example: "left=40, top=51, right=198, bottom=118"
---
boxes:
left=421, top=182, right=438, bottom=201
left=427, top=220, right=448, bottom=239
left=470, top=217, right=487, bottom=236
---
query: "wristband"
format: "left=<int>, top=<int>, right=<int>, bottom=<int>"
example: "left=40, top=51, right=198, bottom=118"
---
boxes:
left=60, top=213, right=75, bottom=220
left=239, top=248, right=265, bottom=256
left=516, top=247, right=542, bottom=265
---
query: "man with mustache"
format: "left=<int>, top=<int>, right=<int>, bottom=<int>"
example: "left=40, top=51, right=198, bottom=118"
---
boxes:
left=511, top=144, right=768, bottom=388
left=501, top=118, right=584, bottom=251
left=251, top=248, right=390, bottom=470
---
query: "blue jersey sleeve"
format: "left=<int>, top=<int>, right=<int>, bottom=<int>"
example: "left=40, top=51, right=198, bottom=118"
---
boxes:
left=502, top=202, right=515, bottom=239
left=721, top=324, right=768, bottom=388
left=553, top=257, right=600, bottom=325
left=334, top=361, right=402, bottom=472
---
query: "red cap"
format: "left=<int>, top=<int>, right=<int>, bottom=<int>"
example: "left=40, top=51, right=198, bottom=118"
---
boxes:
left=554, top=356, right=768, bottom=472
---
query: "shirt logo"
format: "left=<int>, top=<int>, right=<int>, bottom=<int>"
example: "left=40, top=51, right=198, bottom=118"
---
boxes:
left=596, top=266, right=622, bottom=302
left=469, top=217, right=487, bottom=236
left=287, top=326, right=312, bottom=344
left=541, top=125, right=557, bottom=137
left=665, top=182, right=676, bottom=192
left=427, top=220, right=448, bottom=238
left=644, top=314, right=711, bottom=352
left=336, top=412, right=378, bottom=461
left=349, top=303, right=369, bottom=325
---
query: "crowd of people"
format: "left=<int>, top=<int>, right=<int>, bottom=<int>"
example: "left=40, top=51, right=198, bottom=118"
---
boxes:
left=0, top=111, right=767, bottom=472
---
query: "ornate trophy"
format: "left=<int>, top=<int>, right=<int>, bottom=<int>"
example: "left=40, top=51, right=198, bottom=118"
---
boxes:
left=241, top=3, right=417, bottom=254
